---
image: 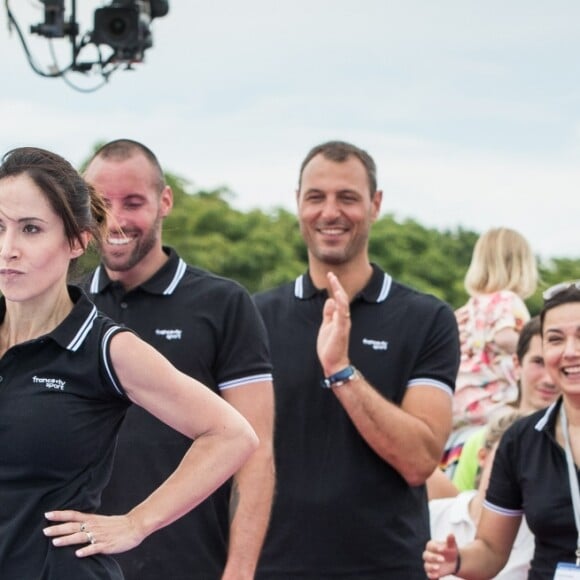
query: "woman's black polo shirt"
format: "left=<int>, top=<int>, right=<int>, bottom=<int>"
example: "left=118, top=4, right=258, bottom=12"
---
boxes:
left=486, top=398, right=577, bottom=579
left=0, top=286, right=130, bottom=579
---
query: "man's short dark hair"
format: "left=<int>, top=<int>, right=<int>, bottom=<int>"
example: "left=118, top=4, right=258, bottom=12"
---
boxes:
left=298, top=140, right=378, bottom=197
left=88, top=138, right=166, bottom=193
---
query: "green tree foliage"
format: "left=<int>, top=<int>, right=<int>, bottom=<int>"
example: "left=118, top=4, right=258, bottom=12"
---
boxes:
left=77, top=163, right=580, bottom=313
left=369, top=216, right=478, bottom=307
left=161, top=173, right=306, bottom=293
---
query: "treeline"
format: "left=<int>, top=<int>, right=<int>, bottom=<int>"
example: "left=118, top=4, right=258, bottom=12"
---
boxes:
left=78, top=171, right=580, bottom=315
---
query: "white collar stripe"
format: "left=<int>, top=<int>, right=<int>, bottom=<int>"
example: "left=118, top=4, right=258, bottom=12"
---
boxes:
left=294, top=276, right=304, bottom=299
left=535, top=400, right=558, bottom=431
left=89, top=267, right=102, bottom=294
left=67, top=306, right=98, bottom=351
left=101, top=326, right=125, bottom=396
left=164, top=258, right=187, bottom=295
left=377, top=274, right=392, bottom=302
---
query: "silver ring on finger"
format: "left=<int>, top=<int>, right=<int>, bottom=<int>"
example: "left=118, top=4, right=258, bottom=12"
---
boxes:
left=86, top=531, right=96, bottom=545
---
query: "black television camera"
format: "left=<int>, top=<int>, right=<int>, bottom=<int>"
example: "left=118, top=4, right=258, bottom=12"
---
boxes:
left=29, top=0, right=169, bottom=64
left=92, top=0, right=168, bottom=62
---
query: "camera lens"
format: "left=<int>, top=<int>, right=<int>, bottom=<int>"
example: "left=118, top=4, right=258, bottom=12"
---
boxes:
left=109, top=17, right=127, bottom=37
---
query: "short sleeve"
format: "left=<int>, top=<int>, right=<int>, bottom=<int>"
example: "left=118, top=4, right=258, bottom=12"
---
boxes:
left=214, top=284, right=273, bottom=389
left=99, top=324, right=133, bottom=399
left=485, top=422, right=524, bottom=514
left=410, top=300, right=461, bottom=394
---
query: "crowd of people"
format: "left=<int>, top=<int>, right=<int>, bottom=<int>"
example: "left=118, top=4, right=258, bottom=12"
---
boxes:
left=0, top=139, right=577, bottom=579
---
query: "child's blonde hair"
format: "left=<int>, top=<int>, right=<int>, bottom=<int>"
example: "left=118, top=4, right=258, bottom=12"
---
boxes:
left=464, top=227, right=538, bottom=299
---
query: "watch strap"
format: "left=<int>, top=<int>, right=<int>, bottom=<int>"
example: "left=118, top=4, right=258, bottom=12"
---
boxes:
left=321, top=365, right=358, bottom=389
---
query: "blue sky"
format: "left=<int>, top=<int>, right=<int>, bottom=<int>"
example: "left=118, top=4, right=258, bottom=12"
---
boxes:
left=2, top=1, right=580, bottom=260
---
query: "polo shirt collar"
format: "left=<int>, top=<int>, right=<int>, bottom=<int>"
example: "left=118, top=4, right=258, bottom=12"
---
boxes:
left=293, top=263, right=393, bottom=303
left=0, top=285, right=98, bottom=353
left=534, top=395, right=563, bottom=433
left=88, top=247, right=187, bottom=296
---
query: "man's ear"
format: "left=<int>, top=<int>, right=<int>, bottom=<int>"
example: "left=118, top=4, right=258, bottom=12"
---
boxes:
left=159, top=185, right=173, bottom=218
left=371, top=189, right=383, bottom=222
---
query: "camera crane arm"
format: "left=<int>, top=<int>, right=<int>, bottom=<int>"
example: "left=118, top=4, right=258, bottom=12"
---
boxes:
left=4, top=0, right=169, bottom=88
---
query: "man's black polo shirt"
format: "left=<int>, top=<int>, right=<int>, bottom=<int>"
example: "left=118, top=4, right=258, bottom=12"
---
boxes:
left=80, top=248, right=273, bottom=580
left=254, top=264, right=459, bottom=579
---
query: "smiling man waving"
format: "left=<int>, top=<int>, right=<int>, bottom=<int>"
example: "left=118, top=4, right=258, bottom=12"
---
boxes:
left=254, top=140, right=460, bottom=579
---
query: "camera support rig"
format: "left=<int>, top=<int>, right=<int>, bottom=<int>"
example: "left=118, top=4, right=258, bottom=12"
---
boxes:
left=5, top=0, right=169, bottom=87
